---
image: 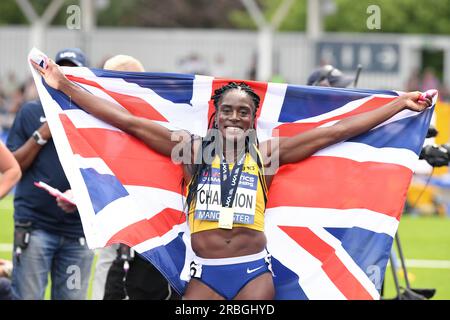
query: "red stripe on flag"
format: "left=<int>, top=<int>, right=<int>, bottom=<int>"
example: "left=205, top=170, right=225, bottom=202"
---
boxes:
left=279, top=226, right=374, bottom=300
left=66, top=75, right=168, bottom=121
left=60, top=114, right=98, bottom=156
left=267, top=156, right=412, bottom=219
left=78, top=127, right=182, bottom=192
left=275, top=97, right=396, bottom=137
left=59, top=117, right=183, bottom=193
left=106, top=208, right=186, bottom=247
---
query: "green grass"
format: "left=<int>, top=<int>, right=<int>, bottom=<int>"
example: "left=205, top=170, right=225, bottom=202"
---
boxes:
left=382, top=215, right=450, bottom=300
left=0, top=195, right=14, bottom=248
left=1, top=195, right=450, bottom=299
left=0, top=195, right=97, bottom=299
left=396, top=215, right=450, bottom=260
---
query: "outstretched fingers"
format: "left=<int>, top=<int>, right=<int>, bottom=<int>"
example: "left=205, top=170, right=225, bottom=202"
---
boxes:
left=29, top=58, right=66, bottom=90
left=422, top=97, right=432, bottom=106
left=414, top=97, right=433, bottom=112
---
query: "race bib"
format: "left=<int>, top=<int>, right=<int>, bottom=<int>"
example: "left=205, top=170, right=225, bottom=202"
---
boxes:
left=194, top=167, right=257, bottom=225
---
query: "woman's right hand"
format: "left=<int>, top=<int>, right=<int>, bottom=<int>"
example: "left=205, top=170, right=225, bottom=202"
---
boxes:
left=31, top=58, right=69, bottom=91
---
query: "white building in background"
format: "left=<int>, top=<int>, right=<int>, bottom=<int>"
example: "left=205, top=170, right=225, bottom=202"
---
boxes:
left=1, top=26, right=450, bottom=92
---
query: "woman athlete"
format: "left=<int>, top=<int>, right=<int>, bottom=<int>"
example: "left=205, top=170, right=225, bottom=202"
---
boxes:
left=32, top=59, right=432, bottom=300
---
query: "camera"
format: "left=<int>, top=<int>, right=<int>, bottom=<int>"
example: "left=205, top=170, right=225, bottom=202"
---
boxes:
left=420, top=144, right=450, bottom=167
left=418, top=126, right=450, bottom=167
left=425, top=126, right=438, bottom=139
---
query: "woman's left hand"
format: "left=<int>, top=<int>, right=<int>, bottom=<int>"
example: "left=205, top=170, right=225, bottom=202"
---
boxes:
left=401, top=91, right=434, bottom=112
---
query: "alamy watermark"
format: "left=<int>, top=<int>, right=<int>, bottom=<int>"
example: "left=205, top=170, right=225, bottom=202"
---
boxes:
left=66, top=5, right=81, bottom=30
left=66, top=264, right=81, bottom=290
left=366, top=5, right=381, bottom=30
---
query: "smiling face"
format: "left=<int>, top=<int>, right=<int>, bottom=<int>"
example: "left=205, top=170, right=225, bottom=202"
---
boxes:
left=216, top=89, right=256, bottom=143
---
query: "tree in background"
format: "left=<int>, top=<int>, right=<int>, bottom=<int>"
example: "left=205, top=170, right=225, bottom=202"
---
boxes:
left=98, top=0, right=245, bottom=28
left=230, top=0, right=450, bottom=35
left=0, top=0, right=246, bottom=29
left=229, top=0, right=308, bottom=31
left=325, top=0, right=450, bottom=34
left=0, top=0, right=449, bottom=34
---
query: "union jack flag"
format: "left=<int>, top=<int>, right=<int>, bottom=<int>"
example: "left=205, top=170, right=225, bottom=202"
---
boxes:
left=29, top=49, right=434, bottom=300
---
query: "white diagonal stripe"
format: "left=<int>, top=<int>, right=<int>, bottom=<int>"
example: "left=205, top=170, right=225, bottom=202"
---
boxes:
left=265, top=207, right=399, bottom=238
left=266, top=225, right=346, bottom=300
left=313, top=141, right=418, bottom=171
left=91, top=185, right=184, bottom=247
left=310, top=226, right=380, bottom=299
left=65, top=68, right=209, bottom=136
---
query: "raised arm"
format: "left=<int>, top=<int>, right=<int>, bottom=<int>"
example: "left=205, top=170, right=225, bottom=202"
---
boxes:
left=32, top=59, right=183, bottom=158
left=262, top=92, right=433, bottom=167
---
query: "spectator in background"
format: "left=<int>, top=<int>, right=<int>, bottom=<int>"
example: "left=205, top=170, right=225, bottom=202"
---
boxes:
left=1, top=72, right=19, bottom=98
left=421, top=68, right=440, bottom=92
left=211, top=54, right=228, bottom=78
left=178, top=53, right=209, bottom=75
left=7, top=48, right=94, bottom=300
left=0, top=75, right=40, bottom=137
left=94, top=54, right=179, bottom=300
left=406, top=69, right=421, bottom=92
left=0, top=75, right=23, bottom=136
left=247, top=52, right=257, bottom=81
left=23, top=77, right=39, bottom=102
left=406, top=68, right=449, bottom=101
left=307, top=64, right=355, bottom=88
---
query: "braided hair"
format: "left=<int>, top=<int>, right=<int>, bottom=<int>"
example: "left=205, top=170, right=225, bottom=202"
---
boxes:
left=183, top=82, right=264, bottom=219
left=211, top=82, right=260, bottom=116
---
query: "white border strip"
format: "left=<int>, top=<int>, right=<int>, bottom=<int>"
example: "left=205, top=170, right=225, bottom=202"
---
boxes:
left=65, top=68, right=210, bottom=137
left=313, top=141, right=418, bottom=171
left=28, top=48, right=101, bottom=248
left=265, top=207, right=399, bottom=238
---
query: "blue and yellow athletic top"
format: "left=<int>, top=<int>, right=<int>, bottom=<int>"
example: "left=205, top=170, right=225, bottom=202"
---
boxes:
left=188, top=153, right=268, bottom=234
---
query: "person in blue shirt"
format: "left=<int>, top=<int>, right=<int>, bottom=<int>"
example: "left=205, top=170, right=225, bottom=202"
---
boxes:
left=7, top=48, right=94, bottom=300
